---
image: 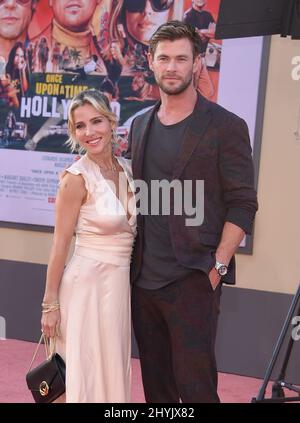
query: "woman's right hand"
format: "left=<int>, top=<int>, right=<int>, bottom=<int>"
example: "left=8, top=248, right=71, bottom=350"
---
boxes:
left=41, top=310, right=61, bottom=338
left=18, top=58, right=26, bottom=71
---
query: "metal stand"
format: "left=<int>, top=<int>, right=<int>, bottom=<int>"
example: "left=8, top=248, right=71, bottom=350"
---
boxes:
left=252, top=283, right=300, bottom=403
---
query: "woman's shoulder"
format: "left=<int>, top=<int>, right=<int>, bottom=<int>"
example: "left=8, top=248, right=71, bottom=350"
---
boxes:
left=59, top=155, right=92, bottom=190
left=64, top=155, right=91, bottom=175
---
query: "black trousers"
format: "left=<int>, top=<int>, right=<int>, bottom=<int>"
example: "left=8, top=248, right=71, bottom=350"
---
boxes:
left=132, top=271, right=222, bottom=403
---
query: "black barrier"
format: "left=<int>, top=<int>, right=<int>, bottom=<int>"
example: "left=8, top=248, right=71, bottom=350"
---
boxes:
left=216, top=0, right=300, bottom=40
left=252, top=283, right=300, bottom=403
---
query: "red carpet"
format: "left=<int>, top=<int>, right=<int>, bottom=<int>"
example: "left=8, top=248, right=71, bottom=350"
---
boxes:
left=0, top=338, right=284, bottom=403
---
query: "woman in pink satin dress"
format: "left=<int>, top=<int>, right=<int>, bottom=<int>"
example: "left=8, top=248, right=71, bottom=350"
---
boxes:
left=41, top=89, right=136, bottom=403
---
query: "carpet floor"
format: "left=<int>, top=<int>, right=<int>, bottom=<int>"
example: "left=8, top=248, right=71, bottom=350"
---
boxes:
left=0, top=338, right=293, bottom=403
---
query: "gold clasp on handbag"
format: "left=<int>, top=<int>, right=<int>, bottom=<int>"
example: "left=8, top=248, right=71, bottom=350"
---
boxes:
left=39, top=381, right=50, bottom=396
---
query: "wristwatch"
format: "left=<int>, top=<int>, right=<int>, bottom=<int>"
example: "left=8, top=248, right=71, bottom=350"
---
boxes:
left=214, top=261, right=228, bottom=277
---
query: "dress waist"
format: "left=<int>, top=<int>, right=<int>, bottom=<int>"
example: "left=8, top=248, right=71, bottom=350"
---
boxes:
left=74, top=233, right=133, bottom=266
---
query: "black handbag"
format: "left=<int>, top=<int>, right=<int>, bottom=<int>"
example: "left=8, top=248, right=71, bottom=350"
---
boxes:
left=26, top=334, right=66, bottom=403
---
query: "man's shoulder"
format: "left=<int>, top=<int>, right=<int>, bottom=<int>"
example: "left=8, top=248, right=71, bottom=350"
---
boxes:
left=198, top=95, right=244, bottom=126
left=183, top=8, right=194, bottom=20
left=129, top=104, right=157, bottom=129
left=201, top=10, right=214, bottom=18
left=184, top=8, right=213, bottom=18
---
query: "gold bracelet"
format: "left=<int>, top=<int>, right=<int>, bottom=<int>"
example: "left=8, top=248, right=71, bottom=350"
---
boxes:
left=42, top=305, right=60, bottom=313
left=41, top=300, right=60, bottom=314
left=42, top=303, right=60, bottom=308
left=42, top=301, right=59, bottom=309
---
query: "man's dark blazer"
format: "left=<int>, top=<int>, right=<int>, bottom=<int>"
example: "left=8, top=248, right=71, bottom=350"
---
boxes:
left=126, top=93, right=258, bottom=285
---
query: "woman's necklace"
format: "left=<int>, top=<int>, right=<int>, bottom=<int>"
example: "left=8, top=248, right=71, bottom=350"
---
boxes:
left=97, top=156, right=118, bottom=172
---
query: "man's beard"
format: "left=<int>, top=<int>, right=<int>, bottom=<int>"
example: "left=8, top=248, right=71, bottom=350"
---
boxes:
left=156, top=73, right=193, bottom=95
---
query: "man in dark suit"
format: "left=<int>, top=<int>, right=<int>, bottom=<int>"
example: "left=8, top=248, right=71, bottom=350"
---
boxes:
left=127, top=20, right=258, bottom=403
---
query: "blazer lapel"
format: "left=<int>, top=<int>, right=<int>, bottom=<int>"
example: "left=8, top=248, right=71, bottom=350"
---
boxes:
left=132, top=102, right=160, bottom=180
left=172, top=94, right=212, bottom=180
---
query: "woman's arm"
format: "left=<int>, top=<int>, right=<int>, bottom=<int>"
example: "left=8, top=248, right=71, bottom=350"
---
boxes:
left=18, top=58, right=29, bottom=93
left=42, top=172, right=86, bottom=337
left=20, top=67, right=29, bottom=92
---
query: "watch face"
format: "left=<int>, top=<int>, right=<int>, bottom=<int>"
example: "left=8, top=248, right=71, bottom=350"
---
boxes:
left=218, top=265, right=228, bottom=276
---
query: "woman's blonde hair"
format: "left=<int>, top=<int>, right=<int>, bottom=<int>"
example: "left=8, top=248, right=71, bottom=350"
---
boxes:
left=66, top=89, right=118, bottom=153
left=103, top=0, right=184, bottom=59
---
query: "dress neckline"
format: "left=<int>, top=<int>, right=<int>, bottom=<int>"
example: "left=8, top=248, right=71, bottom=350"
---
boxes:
left=87, top=155, right=135, bottom=227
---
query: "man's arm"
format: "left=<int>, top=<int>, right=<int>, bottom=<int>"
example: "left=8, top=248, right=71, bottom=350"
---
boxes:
left=209, top=116, right=258, bottom=288
left=216, top=222, right=245, bottom=264
left=219, top=116, right=258, bottom=234
left=198, top=22, right=216, bottom=40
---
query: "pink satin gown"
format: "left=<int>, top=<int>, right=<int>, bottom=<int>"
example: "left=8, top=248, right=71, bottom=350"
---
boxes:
left=55, top=154, right=136, bottom=403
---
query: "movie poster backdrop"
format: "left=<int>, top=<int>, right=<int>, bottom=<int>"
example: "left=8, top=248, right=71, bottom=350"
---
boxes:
left=0, top=0, right=262, bottom=249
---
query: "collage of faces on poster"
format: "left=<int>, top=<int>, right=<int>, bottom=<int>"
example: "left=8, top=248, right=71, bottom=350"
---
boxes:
left=0, top=0, right=221, bottom=155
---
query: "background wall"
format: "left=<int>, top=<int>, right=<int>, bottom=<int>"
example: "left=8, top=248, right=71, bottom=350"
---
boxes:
left=1, top=35, right=300, bottom=381
left=237, top=35, right=300, bottom=295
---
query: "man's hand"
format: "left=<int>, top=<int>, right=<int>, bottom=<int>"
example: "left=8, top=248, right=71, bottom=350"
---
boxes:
left=208, top=267, right=221, bottom=291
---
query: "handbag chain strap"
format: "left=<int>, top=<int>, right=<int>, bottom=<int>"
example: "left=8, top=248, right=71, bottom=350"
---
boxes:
left=28, top=333, right=57, bottom=373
